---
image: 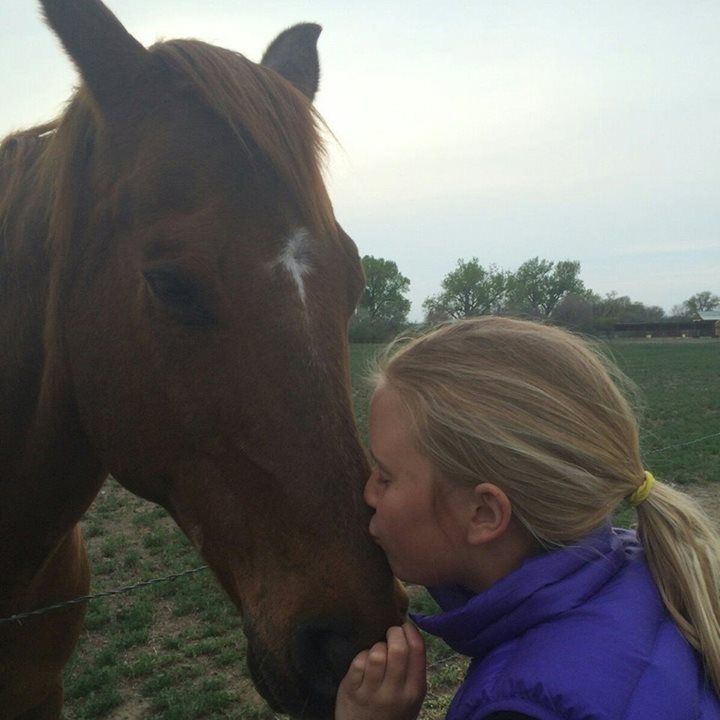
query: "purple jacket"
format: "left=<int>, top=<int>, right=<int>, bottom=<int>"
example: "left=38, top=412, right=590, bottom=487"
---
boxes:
left=414, top=527, right=720, bottom=720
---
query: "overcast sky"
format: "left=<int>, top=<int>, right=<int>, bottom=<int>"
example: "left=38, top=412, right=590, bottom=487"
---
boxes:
left=3, top=0, right=719, bottom=319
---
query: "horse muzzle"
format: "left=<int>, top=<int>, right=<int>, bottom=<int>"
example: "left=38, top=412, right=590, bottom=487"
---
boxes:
left=244, top=616, right=379, bottom=719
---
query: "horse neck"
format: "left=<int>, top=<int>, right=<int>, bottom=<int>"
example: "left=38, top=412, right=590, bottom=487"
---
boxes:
left=0, top=130, right=106, bottom=594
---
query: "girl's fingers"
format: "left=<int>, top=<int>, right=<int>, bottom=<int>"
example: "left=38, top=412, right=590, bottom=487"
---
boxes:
left=383, top=626, right=410, bottom=688
left=342, top=650, right=368, bottom=691
left=335, top=628, right=426, bottom=720
left=361, top=641, right=388, bottom=689
left=402, top=622, right=427, bottom=694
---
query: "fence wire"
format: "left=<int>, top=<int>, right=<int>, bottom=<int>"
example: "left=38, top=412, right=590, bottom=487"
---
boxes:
left=0, top=566, right=209, bottom=627
left=646, top=430, right=720, bottom=454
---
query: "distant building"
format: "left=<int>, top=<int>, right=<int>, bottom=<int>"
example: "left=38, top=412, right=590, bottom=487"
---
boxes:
left=696, top=310, right=720, bottom=323
left=614, top=310, right=720, bottom=338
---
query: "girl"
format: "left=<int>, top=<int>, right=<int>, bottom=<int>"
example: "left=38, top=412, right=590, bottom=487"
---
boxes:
left=335, top=317, right=720, bottom=720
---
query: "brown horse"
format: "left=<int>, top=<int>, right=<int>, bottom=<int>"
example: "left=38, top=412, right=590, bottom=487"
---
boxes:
left=0, top=1, right=406, bottom=718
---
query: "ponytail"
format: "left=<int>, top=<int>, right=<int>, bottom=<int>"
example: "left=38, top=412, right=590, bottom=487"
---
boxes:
left=637, top=481, right=720, bottom=694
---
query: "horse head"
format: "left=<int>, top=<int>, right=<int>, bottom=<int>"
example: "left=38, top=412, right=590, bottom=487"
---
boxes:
left=38, top=0, right=406, bottom=715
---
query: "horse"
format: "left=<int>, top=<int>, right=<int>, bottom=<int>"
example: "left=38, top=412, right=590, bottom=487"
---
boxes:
left=0, top=1, right=407, bottom=717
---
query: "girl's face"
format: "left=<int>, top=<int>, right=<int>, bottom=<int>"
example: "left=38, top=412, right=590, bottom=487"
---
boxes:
left=364, top=385, right=473, bottom=587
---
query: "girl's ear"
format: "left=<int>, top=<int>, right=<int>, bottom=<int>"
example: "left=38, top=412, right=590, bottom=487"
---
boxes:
left=466, top=483, right=513, bottom=545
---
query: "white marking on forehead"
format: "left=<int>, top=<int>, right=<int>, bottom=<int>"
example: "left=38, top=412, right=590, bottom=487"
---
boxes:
left=275, top=227, right=313, bottom=306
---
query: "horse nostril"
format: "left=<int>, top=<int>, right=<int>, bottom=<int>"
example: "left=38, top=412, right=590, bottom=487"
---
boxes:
left=293, top=621, right=357, bottom=700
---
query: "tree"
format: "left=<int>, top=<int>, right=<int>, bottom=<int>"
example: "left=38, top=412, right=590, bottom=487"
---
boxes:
left=358, top=256, right=411, bottom=324
left=589, top=292, right=664, bottom=334
left=505, top=258, right=586, bottom=318
left=670, top=303, right=689, bottom=319
left=552, top=293, right=595, bottom=331
left=422, top=258, right=507, bottom=320
left=674, top=291, right=720, bottom=317
left=349, top=256, right=411, bottom=342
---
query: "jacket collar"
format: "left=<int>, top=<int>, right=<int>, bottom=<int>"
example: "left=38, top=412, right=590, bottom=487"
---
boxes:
left=412, top=526, right=636, bottom=658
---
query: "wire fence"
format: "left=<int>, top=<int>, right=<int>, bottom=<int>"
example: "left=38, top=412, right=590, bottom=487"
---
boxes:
left=645, top=430, right=720, bottom=454
left=0, top=566, right=210, bottom=627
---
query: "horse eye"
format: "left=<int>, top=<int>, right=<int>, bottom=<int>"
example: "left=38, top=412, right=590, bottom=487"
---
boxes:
left=143, top=268, right=216, bottom=327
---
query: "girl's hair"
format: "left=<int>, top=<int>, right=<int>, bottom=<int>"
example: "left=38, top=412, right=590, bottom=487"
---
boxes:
left=372, top=316, right=720, bottom=694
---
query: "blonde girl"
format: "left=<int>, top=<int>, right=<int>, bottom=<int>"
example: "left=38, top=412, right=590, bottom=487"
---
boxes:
left=335, top=316, right=720, bottom=720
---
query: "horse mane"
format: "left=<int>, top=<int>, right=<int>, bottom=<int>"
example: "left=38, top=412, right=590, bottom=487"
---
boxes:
left=151, top=39, right=336, bottom=241
left=0, top=37, right=336, bottom=264
left=0, top=123, right=56, bottom=254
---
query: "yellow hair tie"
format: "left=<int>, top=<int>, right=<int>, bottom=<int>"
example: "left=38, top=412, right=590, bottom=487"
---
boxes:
left=627, top=470, right=655, bottom=506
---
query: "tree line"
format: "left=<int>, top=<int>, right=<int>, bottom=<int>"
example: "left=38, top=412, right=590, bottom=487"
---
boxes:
left=350, top=255, right=720, bottom=343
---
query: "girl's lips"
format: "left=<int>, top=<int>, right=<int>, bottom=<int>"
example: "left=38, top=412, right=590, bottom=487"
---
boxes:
left=368, top=518, right=377, bottom=540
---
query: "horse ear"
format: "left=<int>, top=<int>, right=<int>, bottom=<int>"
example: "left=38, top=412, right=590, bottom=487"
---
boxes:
left=40, top=0, right=151, bottom=116
left=261, top=23, right=322, bottom=101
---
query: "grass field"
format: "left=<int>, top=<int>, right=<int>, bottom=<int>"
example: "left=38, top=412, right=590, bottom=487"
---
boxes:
left=59, top=338, right=718, bottom=719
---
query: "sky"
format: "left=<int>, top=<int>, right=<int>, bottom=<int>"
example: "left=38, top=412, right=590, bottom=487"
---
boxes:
left=2, top=1, right=719, bottom=320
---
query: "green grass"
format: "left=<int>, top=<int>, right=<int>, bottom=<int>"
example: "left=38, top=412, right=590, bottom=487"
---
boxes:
left=63, top=491, right=255, bottom=720
left=61, top=338, right=719, bottom=719
left=604, top=340, right=720, bottom=483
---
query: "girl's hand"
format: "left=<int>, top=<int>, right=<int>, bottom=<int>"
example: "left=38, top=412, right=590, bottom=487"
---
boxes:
left=335, top=622, right=426, bottom=720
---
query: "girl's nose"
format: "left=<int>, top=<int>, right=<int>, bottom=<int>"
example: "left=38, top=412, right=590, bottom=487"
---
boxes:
left=363, top=468, right=379, bottom=509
